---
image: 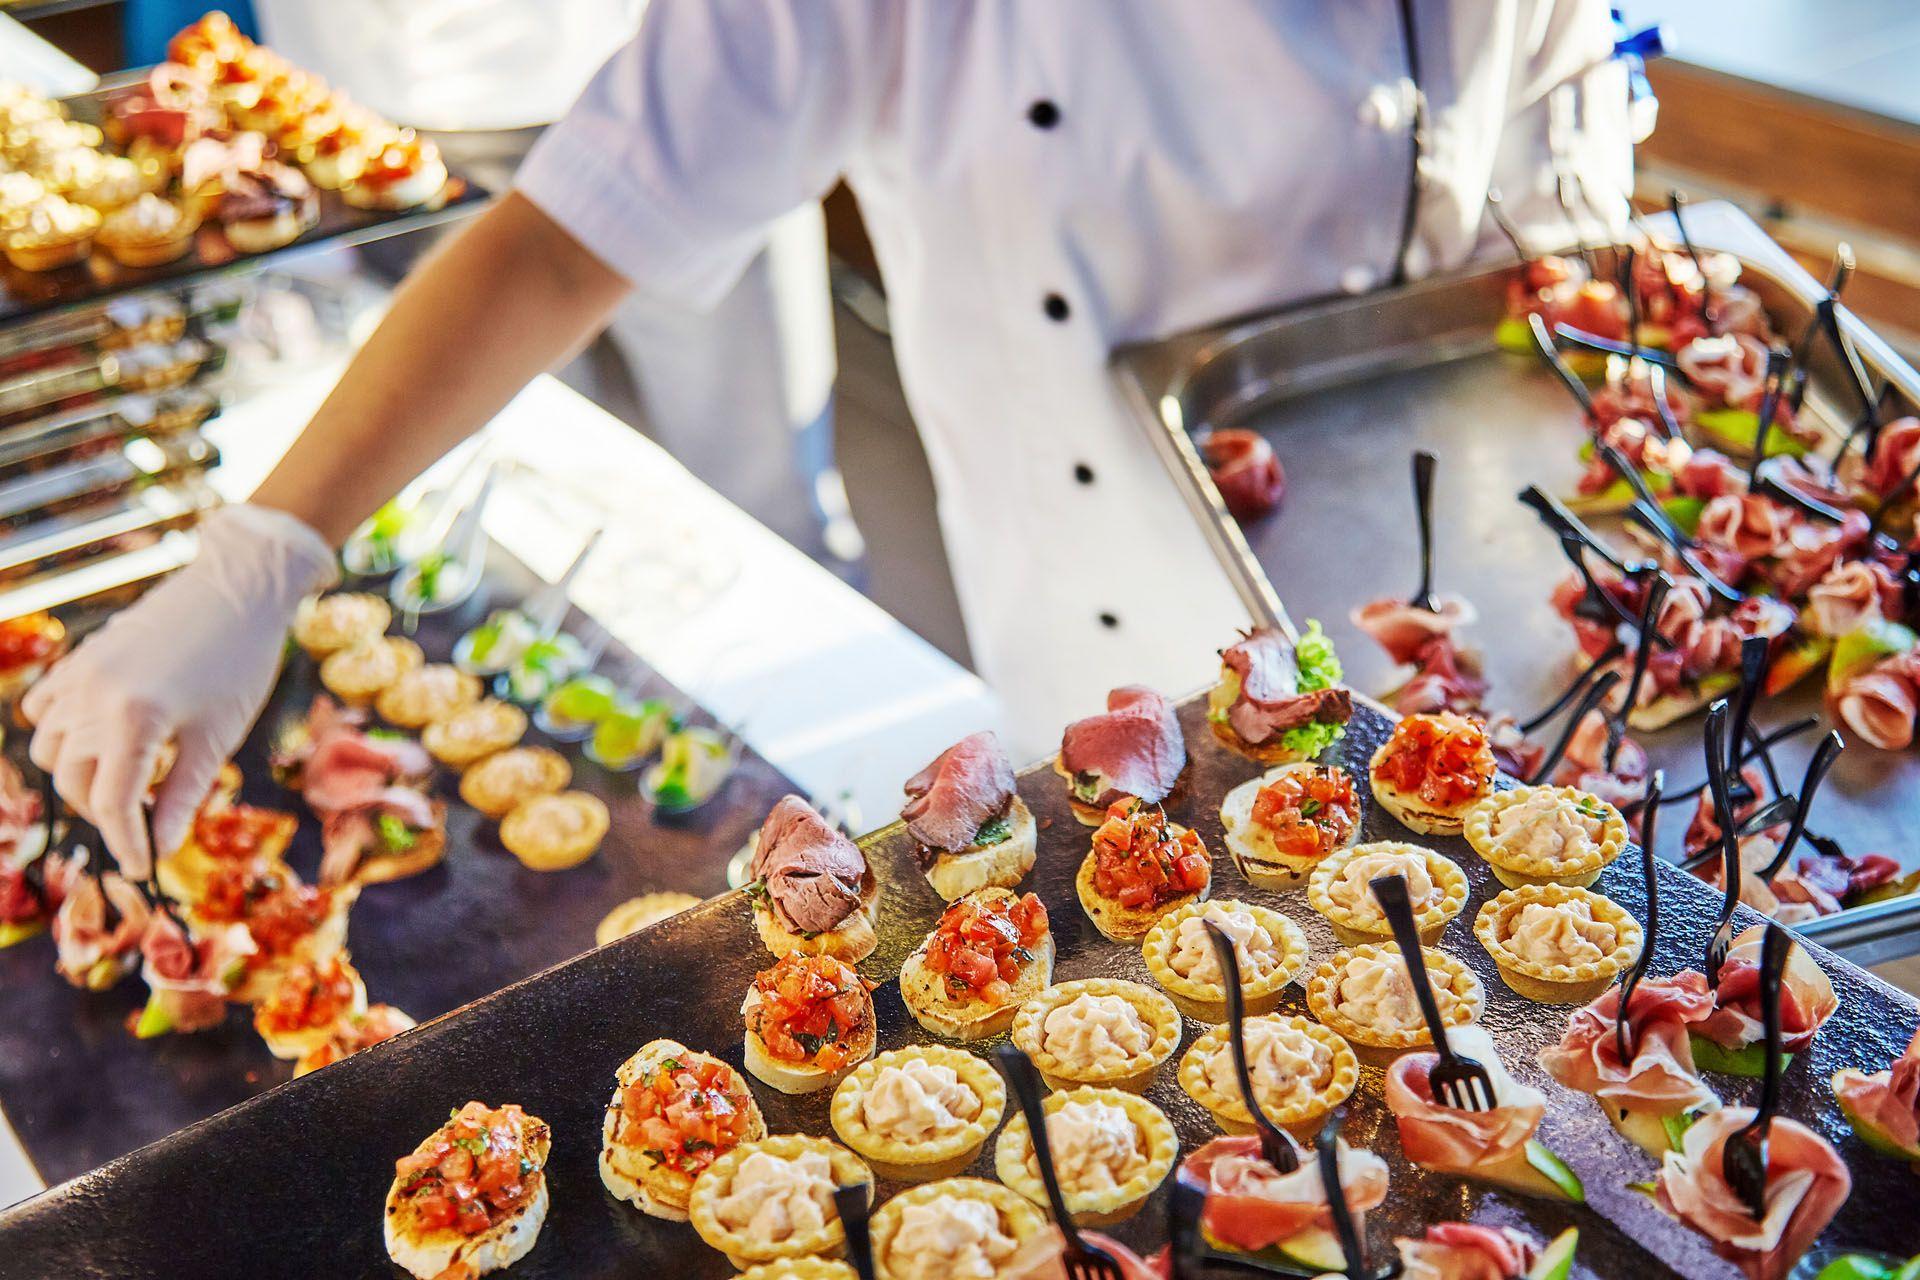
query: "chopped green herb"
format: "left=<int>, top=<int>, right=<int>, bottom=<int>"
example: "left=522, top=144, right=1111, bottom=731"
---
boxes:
left=1298, top=798, right=1323, bottom=819
left=375, top=813, right=419, bottom=852
left=972, top=815, right=1014, bottom=847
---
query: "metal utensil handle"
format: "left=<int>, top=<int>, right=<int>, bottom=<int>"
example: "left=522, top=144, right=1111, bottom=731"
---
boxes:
left=996, top=1046, right=1087, bottom=1247
left=1369, top=874, right=1453, bottom=1059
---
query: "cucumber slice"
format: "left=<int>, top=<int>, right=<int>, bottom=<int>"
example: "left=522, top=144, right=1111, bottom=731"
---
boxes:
left=1526, top=1227, right=1580, bottom=1280
left=1275, top=1226, right=1347, bottom=1272
left=1525, top=1140, right=1586, bottom=1203
left=1690, top=1034, right=1790, bottom=1078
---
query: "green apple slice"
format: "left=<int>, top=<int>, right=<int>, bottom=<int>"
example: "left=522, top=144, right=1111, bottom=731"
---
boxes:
left=1813, top=1257, right=1898, bottom=1280
left=1829, top=619, right=1919, bottom=693
left=1767, top=635, right=1832, bottom=696
left=1274, top=1227, right=1348, bottom=1273
left=1690, top=1034, right=1791, bottom=1078
left=134, top=996, right=173, bottom=1040
left=1525, top=1140, right=1586, bottom=1202
left=1527, top=1228, right=1580, bottom=1280
left=1441, top=1140, right=1584, bottom=1201
left=1834, top=1083, right=1920, bottom=1162
left=1606, top=1105, right=1682, bottom=1156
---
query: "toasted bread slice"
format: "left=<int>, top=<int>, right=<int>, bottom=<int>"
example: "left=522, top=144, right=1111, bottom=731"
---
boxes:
left=743, top=1015, right=876, bottom=1095
left=1208, top=717, right=1311, bottom=765
left=899, top=889, right=1055, bottom=1040
left=1075, top=845, right=1208, bottom=943
left=600, top=1038, right=767, bottom=1221
left=385, top=1110, right=551, bottom=1279
left=751, top=867, right=880, bottom=964
left=1368, top=772, right=1471, bottom=837
left=924, top=796, right=1038, bottom=900
left=1219, top=763, right=1358, bottom=890
left=356, top=804, right=449, bottom=885
left=1052, top=757, right=1186, bottom=826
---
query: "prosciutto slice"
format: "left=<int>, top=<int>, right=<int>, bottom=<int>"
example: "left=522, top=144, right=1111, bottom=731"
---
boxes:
left=1831, top=653, right=1920, bottom=751
left=1696, top=493, right=1797, bottom=562
left=51, top=860, right=151, bottom=989
left=1537, top=978, right=1719, bottom=1116
left=748, top=795, right=868, bottom=934
left=900, top=731, right=1015, bottom=852
left=317, top=787, right=439, bottom=885
left=1175, top=1133, right=1389, bottom=1252
left=290, top=697, right=432, bottom=816
left=1202, top=429, right=1285, bottom=522
left=1673, top=927, right=1838, bottom=1053
left=1393, top=638, right=1489, bottom=716
left=140, top=913, right=253, bottom=1034
left=1353, top=597, right=1478, bottom=666
left=1767, top=510, right=1871, bottom=600
left=1548, top=709, right=1649, bottom=810
left=1657, top=1107, right=1851, bottom=1280
left=0, top=758, right=43, bottom=863
left=1398, top=1223, right=1542, bottom=1280
left=1216, top=629, right=1352, bottom=745
left=1385, top=1026, right=1544, bottom=1171
left=1833, top=1026, right=1920, bottom=1156
left=1806, top=560, right=1900, bottom=638
left=1678, top=333, right=1770, bottom=411
left=1060, top=685, right=1186, bottom=807
left=1858, top=416, right=1920, bottom=500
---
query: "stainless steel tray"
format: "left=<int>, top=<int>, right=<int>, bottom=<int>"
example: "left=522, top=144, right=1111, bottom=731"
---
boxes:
left=0, top=694, right=1913, bottom=1277
left=1113, top=201, right=1920, bottom=965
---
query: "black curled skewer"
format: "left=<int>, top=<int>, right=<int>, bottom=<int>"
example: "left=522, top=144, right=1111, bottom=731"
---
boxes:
left=1746, top=347, right=1790, bottom=481
left=1667, top=190, right=1712, bottom=331
left=1526, top=313, right=1597, bottom=415
left=1520, top=641, right=1624, bottom=736
left=1203, top=919, right=1300, bottom=1173
left=1605, top=572, right=1671, bottom=771
left=1756, top=731, right=1845, bottom=883
left=1527, top=670, right=1622, bottom=786
left=1703, top=701, right=1742, bottom=986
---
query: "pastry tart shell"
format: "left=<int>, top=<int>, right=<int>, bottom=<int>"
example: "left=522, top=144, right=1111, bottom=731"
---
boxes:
left=423, top=699, right=527, bottom=768
left=738, top=1261, right=857, bottom=1280
left=1139, top=900, right=1309, bottom=1022
left=1176, top=1014, right=1358, bottom=1139
left=830, top=1046, right=1007, bottom=1182
left=993, top=1087, right=1177, bottom=1226
left=1009, top=978, right=1181, bottom=1092
left=319, top=636, right=423, bottom=705
left=1305, top=942, right=1485, bottom=1066
left=292, top=592, right=390, bottom=658
left=1473, top=883, right=1642, bottom=1003
left=688, top=1134, right=873, bottom=1269
left=1462, top=785, right=1628, bottom=889
left=1307, top=842, right=1468, bottom=947
left=869, top=1179, right=1047, bottom=1280
left=376, top=664, right=483, bottom=729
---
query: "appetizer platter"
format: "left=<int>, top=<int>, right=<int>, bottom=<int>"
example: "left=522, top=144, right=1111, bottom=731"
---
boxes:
left=0, top=542, right=796, bottom=1185
left=1113, top=200, right=1920, bottom=965
left=0, top=681, right=1914, bottom=1278
left=0, top=14, right=486, bottom=327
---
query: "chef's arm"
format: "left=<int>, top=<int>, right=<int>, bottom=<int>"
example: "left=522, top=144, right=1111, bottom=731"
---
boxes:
left=251, top=191, right=632, bottom=544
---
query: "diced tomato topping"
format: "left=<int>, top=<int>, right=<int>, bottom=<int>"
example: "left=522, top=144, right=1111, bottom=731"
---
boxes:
left=1373, top=712, right=1496, bottom=809
left=0, top=613, right=58, bottom=673
left=192, top=804, right=286, bottom=862
left=617, top=1051, right=755, bottom=1176
left=393, top=1102, right=544, bottom=1237
left=746, top=953, right=871, bottom=1071
left=1090, top=801, right=1211, bottom=910
left=1249, top=765, right=1360, bottom=861
left=255, top=956, right=357, bottom=1035
left=198, top=864, right=333, bottom=959
left=921, top=892, right=1048, bottom=1003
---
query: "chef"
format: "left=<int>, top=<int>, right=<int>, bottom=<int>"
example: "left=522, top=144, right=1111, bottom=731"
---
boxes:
left=27, top=0, right=1633, bottom=875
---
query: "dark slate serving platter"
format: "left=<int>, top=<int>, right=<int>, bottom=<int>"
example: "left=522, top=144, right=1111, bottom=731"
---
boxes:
left=0, top=694, right=1913, bottom=1279
left=0, top=548, right=796, bottom=1185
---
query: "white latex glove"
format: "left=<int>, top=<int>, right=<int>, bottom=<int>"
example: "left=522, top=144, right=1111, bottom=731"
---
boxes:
left=24, top=504, right=337, bottom=878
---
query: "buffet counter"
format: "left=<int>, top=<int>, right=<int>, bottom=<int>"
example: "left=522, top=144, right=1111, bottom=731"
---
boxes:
left=0, top=360, right=1001, bottom=1205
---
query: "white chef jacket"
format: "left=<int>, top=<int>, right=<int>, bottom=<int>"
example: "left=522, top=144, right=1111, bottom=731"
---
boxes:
left=516, top=0, right=1632, bottom=760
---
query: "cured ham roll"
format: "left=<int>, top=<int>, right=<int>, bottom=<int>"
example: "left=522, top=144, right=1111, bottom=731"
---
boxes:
left=1537, top=976, right=1721, bottom=1156
left=1654, top=1108, right=1850, bottom=1280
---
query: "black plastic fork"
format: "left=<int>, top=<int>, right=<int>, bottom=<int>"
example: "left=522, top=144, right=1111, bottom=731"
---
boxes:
left=1723, top=636, right=1774, bottom=808
left=833, top=1184, right=876, bottom=1280
left=1408, top=451, right=1439, bottom=615
left=996, top=1046, right=1126, bottom=1280
left=1204, top=920, right=1300, bottom=1172
left=1371, top=874, right=1493, bottom=1111
left=1526, top=670, right=1622, bottom=787
left=1702, top=701, right=1743, bottom=986
left=1616, top=770, right=1665, bottom=1064
left=1317, top=1108, right=1400, bottom=1279
left=1722, top=923, right=1793, bottom=1220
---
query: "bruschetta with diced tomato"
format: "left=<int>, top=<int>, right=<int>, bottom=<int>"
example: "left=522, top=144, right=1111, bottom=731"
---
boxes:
left=600, top=1038, right=767, bottom=1221
left=900, top=888, right=1053, bottom=1040
left=385, top=1101, right=551, bottom=1279
left=741, top=952, right=876, bottom=1095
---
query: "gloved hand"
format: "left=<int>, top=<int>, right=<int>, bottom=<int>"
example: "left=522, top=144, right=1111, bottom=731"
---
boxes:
left=24, top=504, right=337, bottom=878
